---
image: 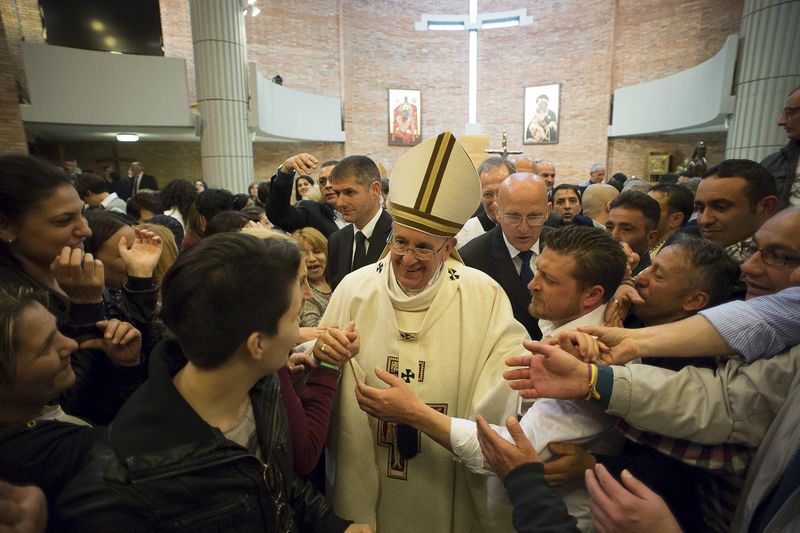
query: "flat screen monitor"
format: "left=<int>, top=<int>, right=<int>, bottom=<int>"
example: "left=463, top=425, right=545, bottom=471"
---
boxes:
left=39, top=0, right=163, bottom=56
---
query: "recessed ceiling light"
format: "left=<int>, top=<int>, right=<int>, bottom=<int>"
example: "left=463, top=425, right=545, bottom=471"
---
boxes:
left=116, top=133, right=139, bottom=142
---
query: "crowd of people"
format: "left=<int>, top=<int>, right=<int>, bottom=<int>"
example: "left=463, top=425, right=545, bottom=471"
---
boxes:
left=0, top=86, right=798, bottom=532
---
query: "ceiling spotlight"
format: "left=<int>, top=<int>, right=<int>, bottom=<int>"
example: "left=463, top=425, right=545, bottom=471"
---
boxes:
left=116, top=133, right=139, bottom=142
left=242, top=0, right=260, bottom=16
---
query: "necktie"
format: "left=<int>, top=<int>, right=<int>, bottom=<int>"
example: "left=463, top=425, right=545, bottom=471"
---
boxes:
left=352, top=231, right=368, bottom=270
left=519, top=250, right=534, bottom=286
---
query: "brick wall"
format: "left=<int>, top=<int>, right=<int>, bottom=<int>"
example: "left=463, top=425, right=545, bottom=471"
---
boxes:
left=611, top=0, right=743, bottom=90
left=0, top=8, right=26, bottom=154
left=607, top=132, right=728, bottom=178
left=476, top=0, right=616, bottom=183
left=4, top=0, right=744, bottom=182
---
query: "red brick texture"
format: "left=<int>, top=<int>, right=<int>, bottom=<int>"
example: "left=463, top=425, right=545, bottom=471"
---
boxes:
left=3, top=0, right=743, bottom=185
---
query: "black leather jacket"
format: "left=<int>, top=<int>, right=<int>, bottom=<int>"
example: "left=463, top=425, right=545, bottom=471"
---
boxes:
left=266, top=170, right=339, bottom=237
left=53, top=338, right=351, bottom=533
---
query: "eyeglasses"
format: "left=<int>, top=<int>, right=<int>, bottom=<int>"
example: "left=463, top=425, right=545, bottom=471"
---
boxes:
left=741, top=243, right=800, bottom=268
left=318, top=177, right=329, bottom=187
left=499, top=212, right=547, bottom=226
left=387, top=235, right=449, bottom=260
left=782, top=107, right=800, bottom=119
left=263, top=462, right=292, bottom=531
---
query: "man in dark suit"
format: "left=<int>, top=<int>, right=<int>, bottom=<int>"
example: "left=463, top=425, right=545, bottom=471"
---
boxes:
left=327, top=155, right=392, bottom=290
left=267, top=155, right=342, bottom=237
left=460, top=173, right=551, bottom=340
left=128, top=161, right=159, bottom=193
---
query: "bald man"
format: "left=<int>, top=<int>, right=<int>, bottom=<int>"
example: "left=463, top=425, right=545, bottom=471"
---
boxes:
left=582, top=183, right=619, bottom=226
left=460, top=173, right=552, bottom=339
left=508, top=155, right=535, bottom=174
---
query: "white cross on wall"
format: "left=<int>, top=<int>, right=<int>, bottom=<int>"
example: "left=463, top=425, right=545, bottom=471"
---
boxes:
left=416, top=2, right=533, bottom=134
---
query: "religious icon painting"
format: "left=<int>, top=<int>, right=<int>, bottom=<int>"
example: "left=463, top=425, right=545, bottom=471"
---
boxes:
left=523, top=84, right=560, bottom=145
left=388, top=89, right=422, bottom=147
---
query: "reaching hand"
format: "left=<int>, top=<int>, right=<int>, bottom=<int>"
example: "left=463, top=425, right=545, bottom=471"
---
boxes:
left=280, top=153, right=319, bottom=175
left=586, top=465, right=682, bottom=533
left=0, top=480, right=47, bottom=533
left=603, top=283, right=643, bottom=327
left=51, top=247, right=104, bottom=304
left=543, top=443, right=596, bottom=487
left=79, top=319, right=142, bottom=366
left=503, top=341, right=588, bottom=400
left=577, top=325, right=640, bottom=365
left=288, top=351, right=316, bottom=376
left=120, top=227, right=162, bottom=278
left=313, top=321, right=359, bottom=368
left=476, top=415, right=540, bottom=481
left=544, top=330, right=607, bottom=363
left=619, top=241, right=640, bottom=280
left=356, top=368, right=424, bottom=425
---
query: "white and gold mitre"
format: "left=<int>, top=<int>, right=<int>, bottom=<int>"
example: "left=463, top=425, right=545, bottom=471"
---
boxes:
left=388, top=131, right=481, bottom=237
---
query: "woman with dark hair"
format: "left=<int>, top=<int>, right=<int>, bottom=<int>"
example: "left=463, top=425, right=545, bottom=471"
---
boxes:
left=248, top=181, right=259, bottom=204
left=160, top=178, right=197, bottom=233
left=126, top=191, right=163, bottom=222
left=233, top=192, right=252, bottom=210
left=204, top=210, right=253, bottom=237
left=80, top=211, right=164, bottom=362
left=0, top=155, right=148, bottom=424
left=241, top=205, right=272, bottom=228
left=294, top=175, right=316, bottom=202
left=256, top=180, right=270, bottom=208
left=193, top=179, right=207, bottom=193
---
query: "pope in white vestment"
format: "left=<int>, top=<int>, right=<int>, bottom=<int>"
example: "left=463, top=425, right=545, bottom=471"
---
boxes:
left=316, top=132, right=528, bottom=532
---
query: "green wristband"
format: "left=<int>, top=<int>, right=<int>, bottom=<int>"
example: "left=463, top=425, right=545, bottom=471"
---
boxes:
left=318, top=360, right=341, bottom=372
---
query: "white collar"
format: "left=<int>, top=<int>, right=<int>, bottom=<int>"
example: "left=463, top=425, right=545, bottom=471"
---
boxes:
left=501, top=231, right=541, bottom=259
left=100, top=192, right=118, bottom=208
left=353, top=207, right=383, bottom=240
left=538, top=303, right=608, bottom=338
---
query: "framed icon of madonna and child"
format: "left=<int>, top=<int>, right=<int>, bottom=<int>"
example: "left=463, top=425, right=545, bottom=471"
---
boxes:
left=388, top=89, right=421, bottom=147
left=524, top=84, right=560, bottom=145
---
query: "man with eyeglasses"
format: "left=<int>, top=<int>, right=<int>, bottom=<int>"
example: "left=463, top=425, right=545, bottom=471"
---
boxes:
left=266, top=154, right=344, bottom=237
left=314, top=132, right=529, bottom=532
left=761, top=86, right=800, bottom=208
left=454, top=156, right=515, bottom=248
left=460, top=173, right=552, bottom=340
left=740, top=206, right=800, bottom=300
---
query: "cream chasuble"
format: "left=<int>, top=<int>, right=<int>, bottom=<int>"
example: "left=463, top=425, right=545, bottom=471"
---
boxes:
left=324, top=257, right=528, bottom=532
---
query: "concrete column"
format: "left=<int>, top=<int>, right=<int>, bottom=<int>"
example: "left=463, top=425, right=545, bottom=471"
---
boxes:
left=726, top=0, right=800, bottom=161
left=189, top=0, right=253, bottom=191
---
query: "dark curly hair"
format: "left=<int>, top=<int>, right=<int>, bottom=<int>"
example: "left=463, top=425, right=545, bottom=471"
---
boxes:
left=161, top=179, right=197, bottom=221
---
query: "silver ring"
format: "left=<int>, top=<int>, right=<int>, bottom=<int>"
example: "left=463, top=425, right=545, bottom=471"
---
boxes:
left=611, top=298, right=619, bottom=305
left=321, top=343, right=327, bottom=353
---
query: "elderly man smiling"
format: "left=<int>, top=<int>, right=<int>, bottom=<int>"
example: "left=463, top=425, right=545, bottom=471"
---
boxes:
left=315, top=132, right=528, bottom=533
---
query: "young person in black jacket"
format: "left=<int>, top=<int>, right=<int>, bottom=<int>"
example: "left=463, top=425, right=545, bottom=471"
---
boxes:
left=54, top=233, right=371, bottom=532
